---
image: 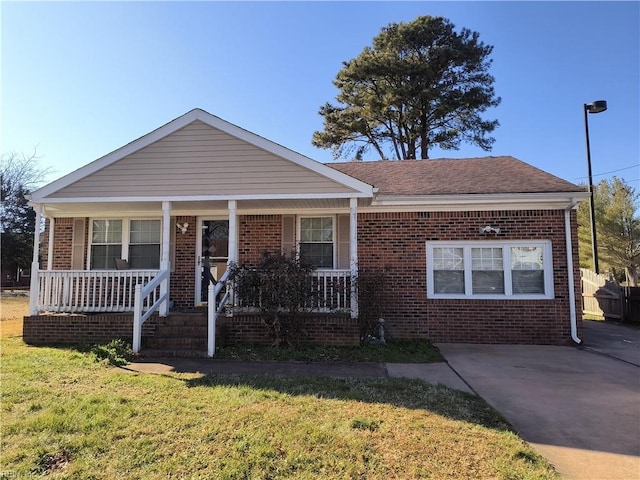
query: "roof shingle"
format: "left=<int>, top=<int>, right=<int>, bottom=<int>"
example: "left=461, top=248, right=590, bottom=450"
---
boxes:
left=328, top=156, right=584, bottom=196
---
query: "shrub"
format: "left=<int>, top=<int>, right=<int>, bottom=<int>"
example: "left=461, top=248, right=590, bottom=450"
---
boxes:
left=229, top=252, right=316, bottom=347
left=91, top=339, right=133, bottom=366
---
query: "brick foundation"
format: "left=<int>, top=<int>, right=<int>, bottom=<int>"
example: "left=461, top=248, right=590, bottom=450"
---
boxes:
left=23, top=314, right=159, bottom=345
left=220, top=313, right=359, bottom=347
left=22, top=313, right=358, bottom=348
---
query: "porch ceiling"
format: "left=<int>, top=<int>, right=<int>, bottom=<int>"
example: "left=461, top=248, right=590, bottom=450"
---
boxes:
left=42, top=198, right=369, bottom=218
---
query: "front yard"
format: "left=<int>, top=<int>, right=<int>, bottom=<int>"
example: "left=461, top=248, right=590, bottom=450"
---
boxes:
left=1, top=296, right=558, bottom=479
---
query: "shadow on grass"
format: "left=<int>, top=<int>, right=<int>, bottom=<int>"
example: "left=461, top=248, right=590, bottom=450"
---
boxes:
left=182, top=372, right=512, bottom=432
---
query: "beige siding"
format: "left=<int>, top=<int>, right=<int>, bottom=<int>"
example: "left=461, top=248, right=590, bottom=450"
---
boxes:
left=51, top=121, right=358, bottom=198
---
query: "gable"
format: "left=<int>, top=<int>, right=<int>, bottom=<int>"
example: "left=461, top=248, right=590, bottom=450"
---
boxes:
left=48, top=120, right=361, bottom=199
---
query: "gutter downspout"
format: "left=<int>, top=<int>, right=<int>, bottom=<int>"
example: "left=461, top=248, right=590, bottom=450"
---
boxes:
left=565, top=201, right=581, bottom=345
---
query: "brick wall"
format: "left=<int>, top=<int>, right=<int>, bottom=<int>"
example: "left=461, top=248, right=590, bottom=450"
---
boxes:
left=171, top=216, right=197, bottom=308
left=41, top=217, right=89, bottom=269
left=23, top=314, right=158, bottom=345
left=41, top=218, right=73, bottom=269
left=357, top=210, right=582, bottom=345
left=238, top=215, right=281, bottom=265
left=219, top=314, right=359, bottom=346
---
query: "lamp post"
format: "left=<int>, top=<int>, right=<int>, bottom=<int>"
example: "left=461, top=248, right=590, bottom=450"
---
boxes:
left=583, top=100, right=607, bottom=274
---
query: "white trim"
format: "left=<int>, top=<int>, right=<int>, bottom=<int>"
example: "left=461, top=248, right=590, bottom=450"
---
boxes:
left=228, top=200, right=238, bottom=264
left=36, top=192, right=372, bottom=204
left=426, top=240, right=554, bottom=300
left=29, top=205, right=42, bottom=315
left=565, top=206, right=581, bottom=344
left=47, top=217, right=55, bottom=270
left=373, top=192, right=589, bottom=210
left=349, top=198, right=358, bottom=319
left=195, top=216, right=230, bottom=306
left=30, top=108, right=374, bottom=202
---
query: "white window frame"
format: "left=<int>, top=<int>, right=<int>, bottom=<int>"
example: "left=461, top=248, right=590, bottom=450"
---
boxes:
left=426, top=240, right=554, bottom=300
left=88, top=217, right=163, bottom=270
left=297, top=215, right=336, bottom=270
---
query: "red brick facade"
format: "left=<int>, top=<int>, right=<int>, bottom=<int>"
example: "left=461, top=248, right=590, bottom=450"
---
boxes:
left=356, top=210, right=581, bottom=345
left=23, top=314, right=158, bottom=345
left=32, top=209, right=581, bottom=346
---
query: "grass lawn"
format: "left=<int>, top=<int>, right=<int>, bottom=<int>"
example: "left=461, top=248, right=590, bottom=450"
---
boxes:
left=1, top=296, right=558, bottom=479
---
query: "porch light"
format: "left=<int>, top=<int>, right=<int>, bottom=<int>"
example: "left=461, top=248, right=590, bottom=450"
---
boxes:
left=583, top=100, right=607, bottom=274
left=177, top=222, right=189, bottom=234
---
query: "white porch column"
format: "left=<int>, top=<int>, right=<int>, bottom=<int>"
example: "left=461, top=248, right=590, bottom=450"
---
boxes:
left=228, top=200, right=238, bottom=264
left=47, top=217, right=54, bottom=270
left=29, top=205, right=42, bottom=315
left=159, top=201, right=171, bottom=316
left=349, top=197, right=358, bottom=319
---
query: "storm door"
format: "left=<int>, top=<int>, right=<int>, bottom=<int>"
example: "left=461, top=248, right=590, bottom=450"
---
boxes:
left=196, top=219, right=229, bottom=304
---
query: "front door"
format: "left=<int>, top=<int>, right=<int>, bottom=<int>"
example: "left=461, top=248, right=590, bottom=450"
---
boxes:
left=196, top=219, right=229, bottom=304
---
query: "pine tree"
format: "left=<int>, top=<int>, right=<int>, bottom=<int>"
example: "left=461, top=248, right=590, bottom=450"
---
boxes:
left=312, top=15, right=500, bottom=160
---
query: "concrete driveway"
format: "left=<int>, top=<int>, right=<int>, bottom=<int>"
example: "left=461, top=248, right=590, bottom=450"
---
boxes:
left=438, top=323, right=640, bottom=480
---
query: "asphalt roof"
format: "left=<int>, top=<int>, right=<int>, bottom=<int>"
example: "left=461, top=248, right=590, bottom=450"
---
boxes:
left=328, top=156, right=585, bottom=196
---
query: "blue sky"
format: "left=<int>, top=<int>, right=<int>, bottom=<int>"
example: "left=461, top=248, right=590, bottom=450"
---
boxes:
left=2, top=1, right=638, bottom=192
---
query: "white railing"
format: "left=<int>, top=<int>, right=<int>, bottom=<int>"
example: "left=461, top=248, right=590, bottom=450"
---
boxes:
left=133, top=269, right=170, bottom=353
left=208, top=269, right=231, bottom=357
left=37, top=270, right=160, bottom=313
left=310, top=270, right=351, bottom=312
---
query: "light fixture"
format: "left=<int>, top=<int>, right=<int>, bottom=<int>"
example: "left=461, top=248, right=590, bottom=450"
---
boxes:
left=584, top=100, right=607, bottom=274
left=176, top=222, right=189, bottom=234
left=480, top=226, right=501, bottom=234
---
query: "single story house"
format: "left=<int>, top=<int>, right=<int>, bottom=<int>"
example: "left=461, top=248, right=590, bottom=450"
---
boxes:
left=23, top=108, right=588, bottom=356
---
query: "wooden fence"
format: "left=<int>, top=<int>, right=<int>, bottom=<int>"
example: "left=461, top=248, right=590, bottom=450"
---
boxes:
left=580, top=269, right=640, bottom=323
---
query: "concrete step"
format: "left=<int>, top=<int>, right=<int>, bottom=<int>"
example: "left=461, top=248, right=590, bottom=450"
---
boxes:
left=146, top=337, right=207, bottom=350
left=139, top=348, right=209, bottom=359
left=154, top=325, right=208, bottom=337
left=160, top=313, right=208, bottom=327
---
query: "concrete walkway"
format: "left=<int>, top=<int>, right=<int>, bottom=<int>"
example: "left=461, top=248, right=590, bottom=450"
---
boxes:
left=438, top=343, right=640, bottom=480
left=124, top=357, right=473, bottom=393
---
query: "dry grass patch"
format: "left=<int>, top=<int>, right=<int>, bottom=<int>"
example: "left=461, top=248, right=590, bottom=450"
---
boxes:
left=1, top=293, right=28, bottom=338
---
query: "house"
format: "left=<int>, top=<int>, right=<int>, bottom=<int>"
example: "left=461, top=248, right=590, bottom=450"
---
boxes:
left=23, top=108, right=589, bottom=355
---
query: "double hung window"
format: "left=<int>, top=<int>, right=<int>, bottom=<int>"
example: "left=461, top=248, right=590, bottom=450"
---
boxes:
left=427, top=241, right=553, bottom=299
left=90, top=219, right=161, bottom=269
left=299, top=217, right=334, bottom=268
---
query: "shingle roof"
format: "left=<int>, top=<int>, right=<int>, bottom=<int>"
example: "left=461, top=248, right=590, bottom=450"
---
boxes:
left=328, top=156, right=584, bottom=196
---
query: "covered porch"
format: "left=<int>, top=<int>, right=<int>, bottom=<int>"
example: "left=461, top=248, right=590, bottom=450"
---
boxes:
left=27, top=197, right=363, bottom=356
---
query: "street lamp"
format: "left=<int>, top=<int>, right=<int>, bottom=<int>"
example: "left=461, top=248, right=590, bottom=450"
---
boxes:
left=583, top=100, right=607, bottom=274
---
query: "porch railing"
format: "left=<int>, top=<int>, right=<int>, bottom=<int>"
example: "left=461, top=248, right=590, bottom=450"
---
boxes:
left=133, top=269, right=170, bottom=353
left=310, top=270, right=352, bottom=312
left=36, top=270, right=160, bottom=313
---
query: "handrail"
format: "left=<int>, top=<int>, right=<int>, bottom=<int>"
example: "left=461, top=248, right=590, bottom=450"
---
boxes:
left=208, top=268, right=231, bottom=357
left=133, top=269, right=170, bottom=353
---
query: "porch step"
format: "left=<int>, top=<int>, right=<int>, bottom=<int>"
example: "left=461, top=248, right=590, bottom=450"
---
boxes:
left=138, top=348, right=210, bottom=359
left=142, top=312, right=209, bottom=357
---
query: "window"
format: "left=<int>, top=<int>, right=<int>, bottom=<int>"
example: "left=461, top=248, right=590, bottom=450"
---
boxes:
left=89, top=219, right=162, bottom=270
left=427, top=241, right=553, bottom=299
left=299, top=217, right=334, bottom=268
left=129, top=220, right=161, bottom=269
left=90, top=220, right=123, bottom=269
